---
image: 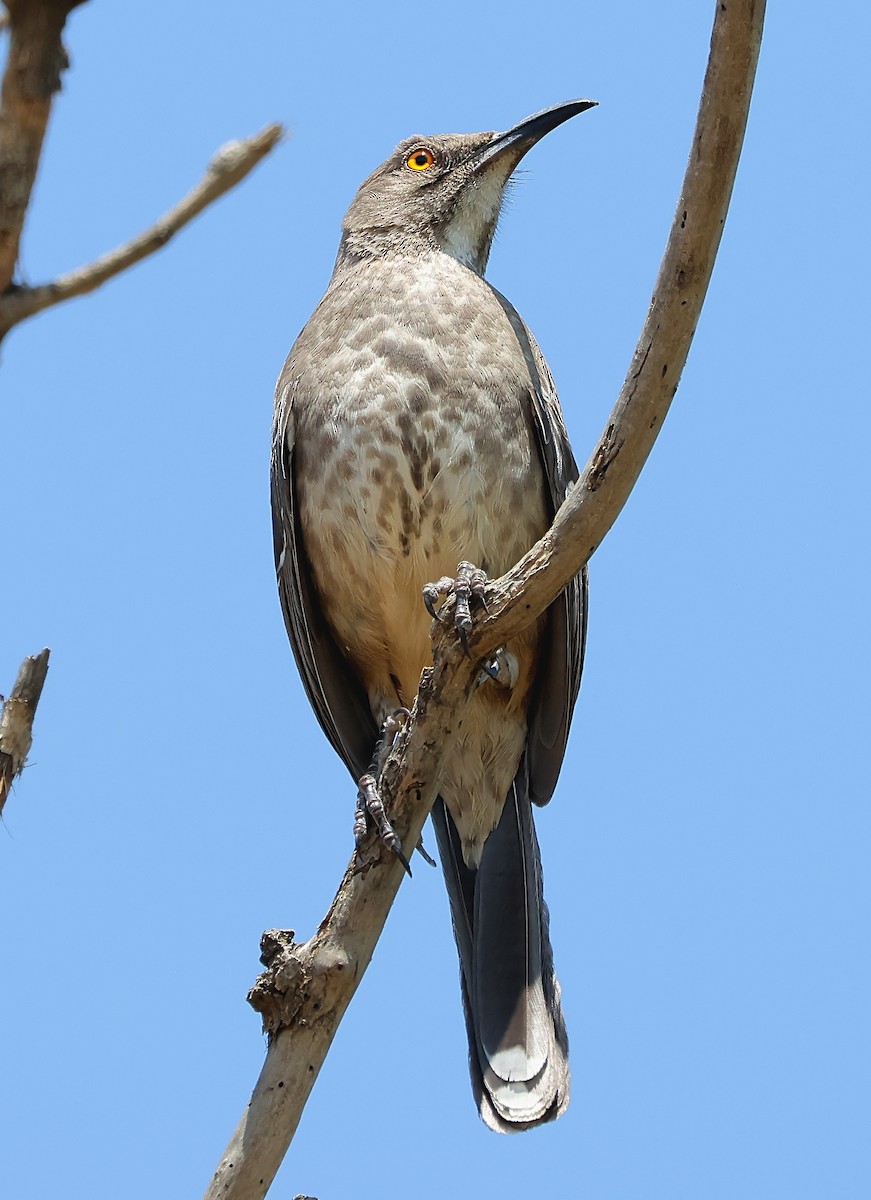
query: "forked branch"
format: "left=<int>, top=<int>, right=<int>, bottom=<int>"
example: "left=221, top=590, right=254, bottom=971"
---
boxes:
left=0, top=1, right=283, bottom=340
left=204, top=3, right=766, bottom=1198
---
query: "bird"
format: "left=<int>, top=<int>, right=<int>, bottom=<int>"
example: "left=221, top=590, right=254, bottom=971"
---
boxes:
left=271, top=99, right=595, bottom=1132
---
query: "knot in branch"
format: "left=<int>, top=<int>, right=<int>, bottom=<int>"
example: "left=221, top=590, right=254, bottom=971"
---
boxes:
left=247, top=929, right=354, bottom=1038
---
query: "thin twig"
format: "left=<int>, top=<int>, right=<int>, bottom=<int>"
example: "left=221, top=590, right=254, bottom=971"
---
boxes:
left=204, top=4, right=766, bottom=1197
left=0, top=123, right=284, bottom=337
left=0, top=649, right=50, bottom=816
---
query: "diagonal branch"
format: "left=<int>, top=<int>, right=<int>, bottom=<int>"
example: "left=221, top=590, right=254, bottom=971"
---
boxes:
left=0, top=122, right=284, bottom=337
left=0, top=648, right=50, bottom=817
left=203, top=3, right=766, bottom=1198
left=465, top=0, right=766, bottom=655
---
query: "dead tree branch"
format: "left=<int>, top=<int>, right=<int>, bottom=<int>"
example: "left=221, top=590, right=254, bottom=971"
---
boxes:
left=204, top=3, right=766, bottom=1198
left=0, top=0, right=284, bottom=340
left=0, top=122, right=283, bottom=338
left=0, top=648, right=50, bottom=816
left=0, top=0, right=86, bottom=294
left=1, top=8, right=282, bottom=825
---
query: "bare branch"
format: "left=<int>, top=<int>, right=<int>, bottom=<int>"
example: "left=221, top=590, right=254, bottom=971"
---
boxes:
left=469, top=0, right=767, bottom=654
left=0, top=0, right=282, bottom=338
left=0, top=0, right=86, bottom=293
left=0, top=123, right=284, bottom=337
left=0, top=648, right=50, bottom=816
left=204, top=4, right=766, bottom=1197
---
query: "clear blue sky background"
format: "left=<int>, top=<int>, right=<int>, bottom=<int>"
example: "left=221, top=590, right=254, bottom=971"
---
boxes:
left=3, top=3, right=869, bottom=1197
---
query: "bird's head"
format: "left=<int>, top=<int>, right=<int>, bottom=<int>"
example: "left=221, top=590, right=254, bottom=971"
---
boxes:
left=336, top=99, right=596, bottom=276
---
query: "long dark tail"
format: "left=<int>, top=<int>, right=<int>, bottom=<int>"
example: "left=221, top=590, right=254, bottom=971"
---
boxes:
left=431, top=774, right=569, bottom=1132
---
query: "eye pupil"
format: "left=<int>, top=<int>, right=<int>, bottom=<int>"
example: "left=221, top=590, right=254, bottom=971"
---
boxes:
left=407, top=148, right=434, bottom=171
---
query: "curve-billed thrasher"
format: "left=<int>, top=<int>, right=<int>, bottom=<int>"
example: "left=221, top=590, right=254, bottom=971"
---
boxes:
left=271, top=99, right=595, bottom=1131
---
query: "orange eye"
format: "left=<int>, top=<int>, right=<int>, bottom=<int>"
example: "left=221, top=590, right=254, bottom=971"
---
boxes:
left=406, top=147, right=435, bottom=171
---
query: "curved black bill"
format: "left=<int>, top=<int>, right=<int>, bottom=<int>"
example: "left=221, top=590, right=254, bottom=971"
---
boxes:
left=479, top=98, right=597, bottom=167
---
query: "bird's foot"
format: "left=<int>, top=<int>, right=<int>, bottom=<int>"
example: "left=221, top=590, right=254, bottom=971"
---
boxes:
left=480, top=645, right=519, bottom=690
left=354, top=708, right=413, bottom=876
left=354, top=773, right=412, bottom=877
left=371, top=707, right=410, bottom=776
left=423, top=560, right=489, bottom=655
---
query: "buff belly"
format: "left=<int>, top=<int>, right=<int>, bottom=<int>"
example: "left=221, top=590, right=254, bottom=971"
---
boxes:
left=296, top=393, right=548, bottom=865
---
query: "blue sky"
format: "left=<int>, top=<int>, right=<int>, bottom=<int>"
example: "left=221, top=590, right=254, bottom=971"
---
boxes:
left=2, top=3, right=869, bottom=1198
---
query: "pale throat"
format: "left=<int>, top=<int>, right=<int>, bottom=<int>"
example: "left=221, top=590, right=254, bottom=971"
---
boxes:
left=438, top=169, right=509, bottom=275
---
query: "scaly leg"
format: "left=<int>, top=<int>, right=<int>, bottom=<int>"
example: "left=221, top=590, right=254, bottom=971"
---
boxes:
left=354, top=709, right=414, bottom=875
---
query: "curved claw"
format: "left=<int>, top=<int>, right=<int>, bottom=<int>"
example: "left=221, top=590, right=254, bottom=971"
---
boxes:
left=415, top=835, right=437, bottom=868
left=423, top=561, right=490, bottom=656
left=390, top=841, right=412, bottom=877
left=479, top=646, right=518, bottom=690
left=423, top=588, right=442, bottom=623
left=355, top=773, right=412, bottom=877
left=423, top=576, right=456, bottom=623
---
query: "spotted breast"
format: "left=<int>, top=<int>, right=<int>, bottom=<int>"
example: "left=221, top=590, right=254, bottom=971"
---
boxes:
left=289, top=248, right=549, bottom=862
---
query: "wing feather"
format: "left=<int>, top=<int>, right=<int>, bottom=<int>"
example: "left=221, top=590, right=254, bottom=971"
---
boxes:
left=271, top=377, right=377, bottom=780
left=489, top=287, right=588, bottom=806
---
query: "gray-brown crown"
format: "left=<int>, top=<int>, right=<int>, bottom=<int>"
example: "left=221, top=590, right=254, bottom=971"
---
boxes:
left=336, top=99, right=596, bottom=277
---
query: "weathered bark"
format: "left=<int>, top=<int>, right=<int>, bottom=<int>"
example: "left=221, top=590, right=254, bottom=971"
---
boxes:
left=0, top=0, right=86, bottom=293
left=0, top=648, right=50, bottom=815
